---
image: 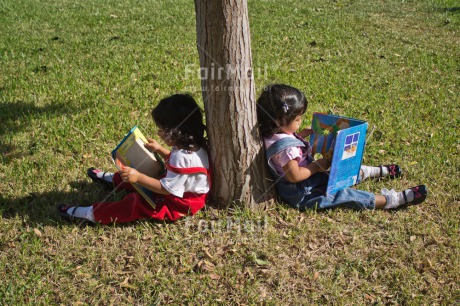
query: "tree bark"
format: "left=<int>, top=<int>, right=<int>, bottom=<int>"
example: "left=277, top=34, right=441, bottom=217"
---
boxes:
left=194, top=0, right=275, bottom=208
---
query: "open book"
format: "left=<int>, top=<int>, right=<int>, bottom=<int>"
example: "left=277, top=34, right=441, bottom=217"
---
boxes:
left=112, top=126, right=165, bottom=208
left=309, top=113, right=368, bottom=195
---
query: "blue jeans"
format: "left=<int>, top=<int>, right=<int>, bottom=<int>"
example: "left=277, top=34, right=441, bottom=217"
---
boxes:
left=276, top=172, right=376, bottom=211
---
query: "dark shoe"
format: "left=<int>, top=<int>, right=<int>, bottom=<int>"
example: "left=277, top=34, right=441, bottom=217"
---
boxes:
left=403, top=185, right=427, bottom=206
left=87, top=167, right=113, bottom=190
left=57, top=204, right=94, bottom=225
left=380, top=164, right=402, bottom=179
left=57, top=204, right=78, bottom=221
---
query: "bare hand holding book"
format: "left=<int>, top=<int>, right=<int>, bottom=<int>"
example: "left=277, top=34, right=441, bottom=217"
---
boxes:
left=112, top=126, right=165, bottom=207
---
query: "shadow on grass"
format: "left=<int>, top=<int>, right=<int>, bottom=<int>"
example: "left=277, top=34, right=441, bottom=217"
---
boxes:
left=435, top=7, right=460, bottom=14
left=0, top=100, right=95, bottom=159
left=0, top=100, right=71, bottom=136
left=0, top=181, right=189, bottom=227
left=0, top=181, right=115, bottom=227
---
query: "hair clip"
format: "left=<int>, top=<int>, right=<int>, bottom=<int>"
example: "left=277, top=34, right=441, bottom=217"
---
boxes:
left=281, top=102, right=289, bottom=113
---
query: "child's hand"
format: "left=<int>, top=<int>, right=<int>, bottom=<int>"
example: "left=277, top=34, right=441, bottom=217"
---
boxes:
left=145, top=138, right=163, bottom=153
left=298, top=128, right=314, bottom=139
left=316, top=158, right=332, bottom=172
left=120, top=166, right=141, bottom=184
left=323, top=151, right=333, bottom=160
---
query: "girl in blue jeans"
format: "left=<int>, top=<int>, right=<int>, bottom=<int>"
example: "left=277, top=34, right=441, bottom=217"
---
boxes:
left=256, top=84, right=427, bottom=210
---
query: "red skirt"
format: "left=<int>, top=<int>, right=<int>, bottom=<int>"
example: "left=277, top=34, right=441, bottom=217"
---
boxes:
left=92, top=173, right=206, bottom=224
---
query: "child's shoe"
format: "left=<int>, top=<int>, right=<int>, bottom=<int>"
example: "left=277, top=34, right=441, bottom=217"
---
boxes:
left=359, top=164, right=401, bottom=182
left=402, top=185, right=427, bottom=205
left=87, top=167, right=114, bottom=190
left=380, top=164, right=402, bottom=179
left=57, top=204, right=95, bottom=225
left=382, top=184, right=427, bottom=209
left=57, top=204, right=78, bottom=221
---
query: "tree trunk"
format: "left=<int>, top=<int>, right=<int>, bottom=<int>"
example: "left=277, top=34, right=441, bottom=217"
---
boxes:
left=194, top=0, right=275, bottom=208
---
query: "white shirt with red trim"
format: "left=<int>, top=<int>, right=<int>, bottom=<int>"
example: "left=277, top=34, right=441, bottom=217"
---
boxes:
left=160, top=147, right=210, bottom=198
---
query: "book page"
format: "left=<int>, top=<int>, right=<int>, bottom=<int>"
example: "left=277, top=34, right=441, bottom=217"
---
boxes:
left=112, top=126, right=164, bottom=208
left=310, top=113, right=366, bottom=159
left=121, top=138, right=163, bottom=178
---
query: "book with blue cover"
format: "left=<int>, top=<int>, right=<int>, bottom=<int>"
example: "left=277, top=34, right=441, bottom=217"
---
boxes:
left=309, top=113, right=368, bottom=195
left=112, top=126, right=165, bottom=208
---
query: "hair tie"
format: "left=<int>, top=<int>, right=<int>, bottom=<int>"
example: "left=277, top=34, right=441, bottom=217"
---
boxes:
left=281, top=102, right=289, bottom=113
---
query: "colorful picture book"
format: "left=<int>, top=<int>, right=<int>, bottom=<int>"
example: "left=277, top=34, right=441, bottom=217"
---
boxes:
left=112, top=126, right=165, bottom=208
left=309, top=113, right=368, bottom=195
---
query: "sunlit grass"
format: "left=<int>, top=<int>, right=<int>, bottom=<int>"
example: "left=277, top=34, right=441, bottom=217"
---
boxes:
left=1, top=0, right=459, bottom=304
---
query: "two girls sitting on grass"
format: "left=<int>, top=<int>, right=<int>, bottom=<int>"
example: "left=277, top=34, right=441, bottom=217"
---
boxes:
left=58, top=85, right=427, bottom=224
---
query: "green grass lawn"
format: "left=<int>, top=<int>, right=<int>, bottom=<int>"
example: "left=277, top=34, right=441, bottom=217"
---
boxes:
left=1, top=0, right=459, bottom=304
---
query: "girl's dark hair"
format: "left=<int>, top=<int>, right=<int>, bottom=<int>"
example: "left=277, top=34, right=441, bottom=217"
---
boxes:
left=152, top=94, right=207, bottom=151
left=256, top=84, right=308, bottom=138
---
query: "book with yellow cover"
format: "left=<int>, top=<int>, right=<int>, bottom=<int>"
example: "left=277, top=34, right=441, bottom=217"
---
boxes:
left=112, top=126, right=165, bottom=208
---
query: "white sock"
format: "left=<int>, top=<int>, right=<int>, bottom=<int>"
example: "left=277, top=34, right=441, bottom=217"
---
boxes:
left=381, top=188, right=415, bottom=209
left=361, top=165, right=388, bottom=181
left=96, top=170, right=114, bottom=183
left=67, top=206, right=96, bottom=222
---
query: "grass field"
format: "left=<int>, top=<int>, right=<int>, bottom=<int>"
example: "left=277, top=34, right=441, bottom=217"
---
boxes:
left=1, top=0, right=459, bottom=304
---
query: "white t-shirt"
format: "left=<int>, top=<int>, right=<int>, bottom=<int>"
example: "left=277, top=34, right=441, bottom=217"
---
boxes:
left=160, top=147, right=210, bottom=198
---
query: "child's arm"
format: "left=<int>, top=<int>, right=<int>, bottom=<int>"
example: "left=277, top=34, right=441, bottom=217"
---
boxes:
left=282, top=158, right=331, bottom=183
left=120, top=166, right=171, bottom=195
left=297, top=128, right=314, bottom=139
left=145, top=138, right=171, bottom=159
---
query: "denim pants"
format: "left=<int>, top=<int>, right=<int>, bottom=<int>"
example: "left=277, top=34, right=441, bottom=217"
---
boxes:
left=275, top=172, right=376, bottom=211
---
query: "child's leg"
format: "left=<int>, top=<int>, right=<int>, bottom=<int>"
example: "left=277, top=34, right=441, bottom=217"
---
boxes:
left=300, top=184, right=427, bottom=211
left=87, top=168, right=136, bottom=192
left=302, top=188, right=376, bottom=210
left=58, top=204, right=96, bottom=223
left=58, top=192, right=155, bottom=224
left=92, top=193, right=155, bottom=224
left=359, top=164, right=401, bottom=182
left=374, top=195, right=387, bottom=209
left=87, top=167, right=114, bottom=189
left=111, top=172, right=137, bottom=192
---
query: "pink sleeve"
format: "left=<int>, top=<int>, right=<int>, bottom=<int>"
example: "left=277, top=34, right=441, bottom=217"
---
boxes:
left=272, top=147, right=303, bottom=167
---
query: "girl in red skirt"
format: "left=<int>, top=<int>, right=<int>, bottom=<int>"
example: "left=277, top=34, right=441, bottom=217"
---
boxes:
left=58, top=94, right=210, bottom=224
